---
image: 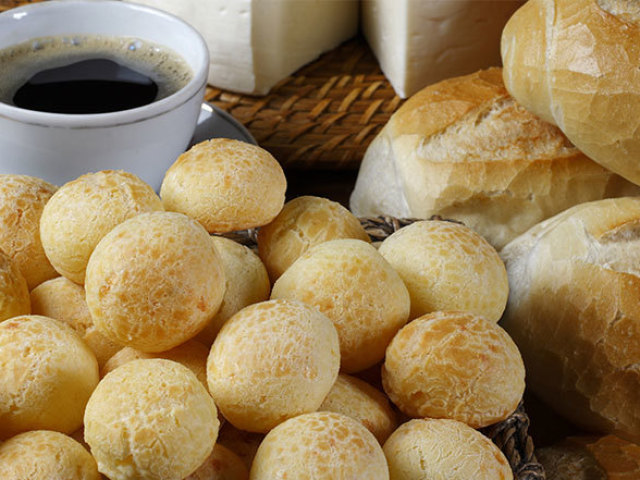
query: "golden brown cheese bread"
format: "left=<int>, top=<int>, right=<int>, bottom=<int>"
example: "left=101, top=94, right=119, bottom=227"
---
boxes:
left=160, top=139, right=286, bottom=233
left=349, top=68, right=640, bottom=249
left=501, top=197, right=640, bottom=443
left=250, top=412, right=389, bottom=480
left=502, top=0, right=640, bottom=185
left=383, top=418, right=513, bottom=480
left=382, top=311, right=525, bottom=429
left=0, top=315, right=99, bottom=439
left=84, top=359, right=219, bottom=480
left=0, top=250, right=30, bottom=322
left=0, top=430, right=100, bottom=480
left=0, top=174, right=57, bottom=289
left=39, top=170, right=163, bottom=285
left=207, top=299, right=340, bottom=433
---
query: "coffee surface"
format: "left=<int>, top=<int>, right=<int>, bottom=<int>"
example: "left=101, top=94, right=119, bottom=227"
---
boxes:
left=0, top=35, right=193, bottom=114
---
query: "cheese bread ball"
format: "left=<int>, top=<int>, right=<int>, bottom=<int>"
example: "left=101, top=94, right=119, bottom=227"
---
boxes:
left=383, top=418, right=513, bottom=480
left=319, top=374, right=398, bottom=444
left=185, top=443, right=250, bottom=480
left=378, top=220, right=509, bottom=321
left=30, top=277, right=120, bottom=368
left=250, top=411, right=389, bottom=480
left=0, top=250, right=30, bottom=322
left=196, top=236, right=270, bottom=346
left=0, top=315, right=99, bottom=439
left=257, top=195, right=371, bottom=281
left=207, top=299, right=340, bottom=433
left=85, top=211, right=225, bottom=353
left=40, top=170, right=163, bottom=284
left=84, top=359, right=219, bottom=480
left=0, top=174, right=57, bottom=289
left=271, top=238, right=410, bottom=373
left=101, top=340, right=209, bottom=388
left=0, top=430, right=100, bottom=480
left=382, top=311, right=525, bottom=428
left=160, top=138, right=287, bottom=233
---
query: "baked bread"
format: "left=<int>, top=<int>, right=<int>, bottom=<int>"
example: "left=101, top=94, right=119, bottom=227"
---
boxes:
left=30, top=277, right=121, bottom=368
left=39, top=170, right=163, bottom=284
left=501, top=197, right=640, bottom=443
left=250, top=412, right=389, bottom=480
left=160, top=139, right=286, bottom=233
left=271, top=238, right=410, bottom=373
left=502, top=0, right=640, bottom=185
left=382, top=311, right=525, bottom=429
left=0, top=174, right=57, bottom=289
left=0, top=315, right=99, bottom=439
left=383, top=418, right=513, bottom=480
left=0, top=249, right=30, bottom=322
left=84, top=358, right=219, bottom=480
left=349, top=68, right=640, bottom=249
left=0, top=430, right=100, bottom=480
left=85, top=211, right=225, bottom=353
left=378, top=220, right=508, bottom=321
left=207, top=299, right=340, bottom=433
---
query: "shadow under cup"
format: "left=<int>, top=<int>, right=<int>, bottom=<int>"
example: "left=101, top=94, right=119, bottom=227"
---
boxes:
left=0, top=0, right=209, bottom=190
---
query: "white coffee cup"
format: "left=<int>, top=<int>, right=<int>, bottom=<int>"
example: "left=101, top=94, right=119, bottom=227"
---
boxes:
left=0, top=0, right=209, bottom=190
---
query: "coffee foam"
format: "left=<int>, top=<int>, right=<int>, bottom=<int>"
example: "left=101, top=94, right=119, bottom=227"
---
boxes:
left=0, top=35, right=193, bottom=106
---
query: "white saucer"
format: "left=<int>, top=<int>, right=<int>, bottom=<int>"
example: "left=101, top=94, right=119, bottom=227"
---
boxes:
left=190, top=102, right=256, bottom=147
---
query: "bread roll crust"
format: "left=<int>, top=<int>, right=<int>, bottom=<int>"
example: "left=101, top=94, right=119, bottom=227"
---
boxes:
left=502, top=0, right=640, bottom=185
left=501, top=197, right=640, bottom=442
left=350, top=68, right=640, bottom=249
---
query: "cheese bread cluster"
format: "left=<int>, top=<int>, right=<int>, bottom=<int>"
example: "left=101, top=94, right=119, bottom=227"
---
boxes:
left=0, top=138, right=524, bottom=480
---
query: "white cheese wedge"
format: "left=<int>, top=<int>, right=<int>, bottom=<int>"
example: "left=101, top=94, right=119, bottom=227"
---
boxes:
left=129, top=0, right=359, bottom=95
left=362, top=0, right=524, bottom=98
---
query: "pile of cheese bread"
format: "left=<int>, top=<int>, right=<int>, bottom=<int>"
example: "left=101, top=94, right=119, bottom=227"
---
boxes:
left=352, top=0, right=640, bottom=477
left=0, top=132, right=530, bottom=479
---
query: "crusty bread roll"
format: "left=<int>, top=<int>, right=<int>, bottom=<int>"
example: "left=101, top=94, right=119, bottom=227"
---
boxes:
left=0, top=430, right=101, bottom=480
left=349, top=68, right=640, bottom=249
left=84, top=359, right=219, bottom=480
left=382, top=311, right=525, bottom=429
left=250, top=412, right=389, bottom=480
left=537, top=434, right=640, bottom=480
left=501, top=197, right=640, bottom=443
left=383, top=418, right=513, bottom=480
left=502, top=0, right=640, bottom=185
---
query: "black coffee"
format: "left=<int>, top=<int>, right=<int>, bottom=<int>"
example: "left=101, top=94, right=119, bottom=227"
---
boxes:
left=13, top=58, right=159, bottom=114
left=0, top=35, right=193, bottom=114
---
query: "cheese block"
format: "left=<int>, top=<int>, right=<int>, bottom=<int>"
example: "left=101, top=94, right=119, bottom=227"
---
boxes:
left=128, top=0, right=358, bottom=95
left=362, top=0, right=524, bottom=98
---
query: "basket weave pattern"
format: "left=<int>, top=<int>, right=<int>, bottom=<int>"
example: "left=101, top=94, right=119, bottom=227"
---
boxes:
left=206, top=36, right=403, bottom=170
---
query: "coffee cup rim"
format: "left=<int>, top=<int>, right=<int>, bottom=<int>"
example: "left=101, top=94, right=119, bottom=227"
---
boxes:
left=0, top=0, right=210, bottom=129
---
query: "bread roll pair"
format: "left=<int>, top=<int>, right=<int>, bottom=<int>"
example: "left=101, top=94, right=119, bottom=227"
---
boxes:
left=350, top=68, right=640, bottom=249
left=501, top=197, right=640, bottom=443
